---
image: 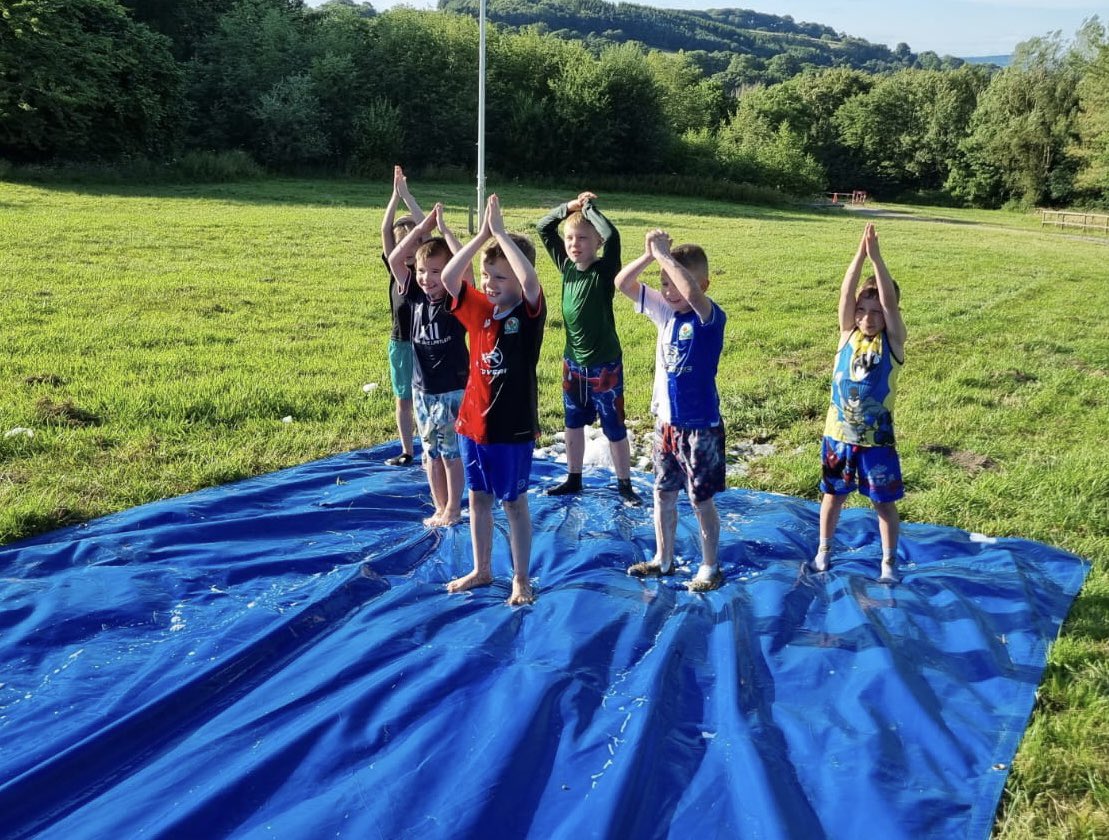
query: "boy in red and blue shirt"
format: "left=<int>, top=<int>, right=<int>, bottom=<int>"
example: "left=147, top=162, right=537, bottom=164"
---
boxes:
left=442, top=196, right=546, bottom=606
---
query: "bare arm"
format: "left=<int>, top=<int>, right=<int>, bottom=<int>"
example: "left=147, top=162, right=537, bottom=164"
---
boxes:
left=433, top=204, right=474, bottom=288
left=395, top=165, right=425, bottom=222
left=652, top=233, right=713, bottom=323
left=381, top=165, right=424, bottom=255
left=387, top=210, right=437, bottom=294
left=380, top=183, right=402, bottom=256
left=615, top=229, right=657, bottom=302
left=487, top=194, right=541, bottom=307
left=838, top=226, right=868, bottom=333
left=863, top=225, right=906, bottom=353
left=442, top=214, right=490, bottom=300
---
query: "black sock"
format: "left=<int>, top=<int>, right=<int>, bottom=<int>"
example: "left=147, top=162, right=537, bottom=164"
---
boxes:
left=547, top=473, right=582, bottom=495
left=617, top=479, right=642, bottom=506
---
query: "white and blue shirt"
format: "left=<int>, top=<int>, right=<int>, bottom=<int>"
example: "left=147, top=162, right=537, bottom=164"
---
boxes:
left=636, top=285, right=725, bottom=428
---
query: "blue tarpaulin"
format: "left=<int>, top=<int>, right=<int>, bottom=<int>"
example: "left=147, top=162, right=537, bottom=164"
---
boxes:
left=0, top=445, right=1089, bottom=839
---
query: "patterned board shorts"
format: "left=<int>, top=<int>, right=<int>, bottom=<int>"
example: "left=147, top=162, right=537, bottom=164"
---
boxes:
left=819, top=436, right=904, bottom=503
left=414, top=389, right=463, bottom=460
left=653, top=422, right=726, bottom=503
left=562, top=357, right=627, bottom=442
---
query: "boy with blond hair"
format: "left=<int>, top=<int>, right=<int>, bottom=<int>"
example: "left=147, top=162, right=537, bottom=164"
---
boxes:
left=537, top=192, right=641, bottom=506
left=441, top=195, right=546, bottom=606
left=616, top=230, right=727, bottom=592
left=388, top=204, right=471, bottom=528
left=379, top=165, right=423, bottom=466
left=814, top=223, right=906, bottom=583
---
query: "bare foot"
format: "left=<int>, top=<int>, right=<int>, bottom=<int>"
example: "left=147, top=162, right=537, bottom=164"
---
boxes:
left=439, top=509, right=463, bottom=527
left=446, top=570, right=493, bottom=593
left=507, top=577, right=535, bottom=606
left=423, top=510, right=445, bottom=528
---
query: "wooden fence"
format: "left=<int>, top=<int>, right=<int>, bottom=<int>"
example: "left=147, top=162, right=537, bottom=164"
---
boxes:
left=1041, top=209, right=1109, bottom=235
left=825, top=190, right=868, bottom=206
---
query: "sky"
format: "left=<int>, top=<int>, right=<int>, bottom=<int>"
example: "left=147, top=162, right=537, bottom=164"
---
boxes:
left=320, top=0, right=1105, bottom=57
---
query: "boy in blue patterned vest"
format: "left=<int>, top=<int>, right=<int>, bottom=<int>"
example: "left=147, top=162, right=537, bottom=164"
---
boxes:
left=815, top=223, right=906, bottom=583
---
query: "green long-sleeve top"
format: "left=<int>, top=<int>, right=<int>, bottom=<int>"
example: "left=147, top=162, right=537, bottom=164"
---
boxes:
left=536, top=201, right=622, bottom=366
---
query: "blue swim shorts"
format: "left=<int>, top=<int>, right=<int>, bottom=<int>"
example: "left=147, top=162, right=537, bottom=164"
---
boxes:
left=819, top=436, right=904, bottom=503
left=459, top=436, right=534, bottom=502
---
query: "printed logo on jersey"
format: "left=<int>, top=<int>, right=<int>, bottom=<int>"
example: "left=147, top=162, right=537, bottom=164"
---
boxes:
left=505, top=317, right=520, bottom=335
left=678, top=322, right=694, bottom=341
left=416, top=320, right=452, bottom=346
left=481, top=345, right=507, bottom=376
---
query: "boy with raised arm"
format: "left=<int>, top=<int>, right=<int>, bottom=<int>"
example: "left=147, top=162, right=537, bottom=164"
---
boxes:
left=379, top=165, right=424, bottom=467
left=387, top=204, right=470, bottom=528
left=616, top=230, right=727, bottom=592
left=814, top=223, right=907, bottom=583
left=537, top=192, right=641, bottom=506
left=441, top=195, right=546, bottom=606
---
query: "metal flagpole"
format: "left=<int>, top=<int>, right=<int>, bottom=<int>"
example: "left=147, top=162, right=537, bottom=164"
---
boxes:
left=476, top=0, right=487, bottom=223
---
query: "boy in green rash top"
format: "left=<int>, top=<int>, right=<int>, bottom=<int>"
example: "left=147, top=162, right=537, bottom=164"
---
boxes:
left=536, top=191, right=642, bottom=506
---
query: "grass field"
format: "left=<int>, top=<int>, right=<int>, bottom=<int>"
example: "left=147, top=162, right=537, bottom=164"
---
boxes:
left=1, top=177, right=1106, bottom=837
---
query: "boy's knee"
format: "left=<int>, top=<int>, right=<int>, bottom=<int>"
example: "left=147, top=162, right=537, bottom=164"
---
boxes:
left=654, top=488, right=679, bottom=509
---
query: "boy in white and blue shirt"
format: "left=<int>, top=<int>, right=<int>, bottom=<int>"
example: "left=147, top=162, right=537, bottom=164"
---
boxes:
left=616, top=230, right=727, bottom=592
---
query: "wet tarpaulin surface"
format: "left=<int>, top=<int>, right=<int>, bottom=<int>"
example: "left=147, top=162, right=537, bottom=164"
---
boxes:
left=0, top=446, right=1089, bottom=839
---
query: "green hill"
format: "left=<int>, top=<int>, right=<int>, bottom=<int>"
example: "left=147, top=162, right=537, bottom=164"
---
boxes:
left=438, top=0, right=958, bottom=77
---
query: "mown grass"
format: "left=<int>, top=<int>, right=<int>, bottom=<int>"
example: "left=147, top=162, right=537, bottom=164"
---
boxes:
left=1, top=177, right=1106, bottom=837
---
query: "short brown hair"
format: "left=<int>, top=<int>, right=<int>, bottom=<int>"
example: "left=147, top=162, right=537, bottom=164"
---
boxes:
left=857, top=275, right=901, bottom=303
left=415, top=237, right=452, bottom=265
left=671, top=244, right=709, bottom=283
left=482, top=233, right=536, bottom=268
left=392, top=215, right=416, bottom=238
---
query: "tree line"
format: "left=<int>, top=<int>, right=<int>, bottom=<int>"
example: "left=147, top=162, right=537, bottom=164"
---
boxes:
left=1, top=0, right=1106, bottom=208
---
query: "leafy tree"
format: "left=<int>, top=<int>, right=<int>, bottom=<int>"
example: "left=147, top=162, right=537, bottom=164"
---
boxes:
left=361, top=10, right=478, bottom=169
left=119, top=0, right=241, bottom=60
left=835, top=67, right=986, bottom=195
left=947, top=33, right=1082, bottom=206
left=253, top=72, right=329, bottom=165
left=733, top=67, right=872, bottom=186
left=0, top=0, right=184, bottom=161
left=1070, top=18, right=1109, bottom=199
left=547, top=41, right=670, bottom=175
left=188, top=0, right=312, bottom=152
left=645, top=50, right=726, bottom=136
left=717, top=113, right=825, bottom=194
left=485, top=30, right=577, bottom=174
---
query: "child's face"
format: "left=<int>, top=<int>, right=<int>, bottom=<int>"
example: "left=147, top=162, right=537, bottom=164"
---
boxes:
left=564, top=222, right=602, bottom=268
left=854, top=295, right=886, bottom=337
left=481, top=256, right=523, bottom=310
left=659, top=272, right=708, bottom=314
left=416, top=252, right=448, bottom=300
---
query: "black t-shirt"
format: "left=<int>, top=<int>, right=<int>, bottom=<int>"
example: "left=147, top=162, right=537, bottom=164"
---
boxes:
left=404, top=282, right=469, bottom=395
left=382, top=252, right=412, bottom=342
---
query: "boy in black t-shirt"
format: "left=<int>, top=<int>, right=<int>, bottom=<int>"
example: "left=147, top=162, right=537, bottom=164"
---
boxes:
left=388, top=205, right=472, bottom=528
